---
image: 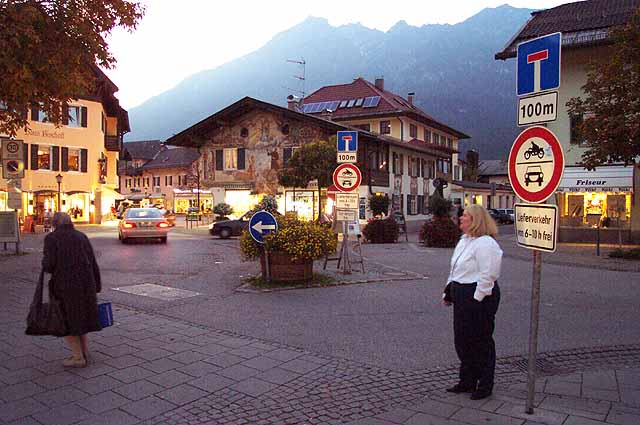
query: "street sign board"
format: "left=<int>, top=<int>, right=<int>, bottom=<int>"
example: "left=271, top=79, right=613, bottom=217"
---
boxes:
left=518, top=91, right=558, bottom=126
left=517, top=32, right=561, bottom=96
left=336, top=209, right=356, bottom=222
left=337, top=131, right=358, bottom=163
left=514, top=203, right=558, bottom=252
left=0, top=211, right=19, bottom=243
left=248, top=210, right=278, bottom=244
left=7, top=190, right=22, bottom=210
left=332, top=163, right=362, bottom=192
left=508, top=126, right=564, bottom=204
left=335, top=193, right=359, bottom=209
left=1, top=139, right=25, bottom=179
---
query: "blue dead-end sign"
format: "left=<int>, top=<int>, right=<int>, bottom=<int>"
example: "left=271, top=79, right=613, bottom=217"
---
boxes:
left=517, top=32, right=561, bottom=96
left=337, top=131, right=358, bottom=152
left=249, top=210, right=278, bottom=244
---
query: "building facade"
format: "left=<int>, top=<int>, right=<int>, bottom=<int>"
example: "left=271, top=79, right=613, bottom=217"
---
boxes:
left=496, top=0, right=640, bottom=242
left=0, top=68, right=129, bottom=224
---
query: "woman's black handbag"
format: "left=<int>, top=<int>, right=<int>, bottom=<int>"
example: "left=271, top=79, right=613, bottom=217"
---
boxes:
left=25, top=270, right=68, bottom=337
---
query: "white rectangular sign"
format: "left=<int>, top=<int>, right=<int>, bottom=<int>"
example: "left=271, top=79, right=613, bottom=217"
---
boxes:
left=514, top=203, right=558, bottom=252
left=518, top=91, right=558, bottom=126
left=7, top=191, right=22, bottom=210
left=335, top=209, right=356, bottom=222
left=1, top=139, right=23, bottom=160
left=337, top=152, right=357, bottom=164
left=335, top=193, right=359, bottom=209
left=0, top=211, right=19, bottom=242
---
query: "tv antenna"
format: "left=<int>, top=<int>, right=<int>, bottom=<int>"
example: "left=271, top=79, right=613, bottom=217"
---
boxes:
left=284, top=57, right=306, bottom=101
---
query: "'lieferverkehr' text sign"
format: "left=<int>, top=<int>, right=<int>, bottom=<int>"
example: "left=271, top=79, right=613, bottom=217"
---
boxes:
left=514, top=203, right=558, bottom=253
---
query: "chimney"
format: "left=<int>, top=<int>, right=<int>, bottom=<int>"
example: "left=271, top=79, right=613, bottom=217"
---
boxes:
left=374, top=77, right=384, bottom=90
left=287, top=95, right=297, bottom=111
left=407, top=92, right=415, bottom=105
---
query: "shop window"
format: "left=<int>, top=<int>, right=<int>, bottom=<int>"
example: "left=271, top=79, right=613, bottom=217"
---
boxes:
left=570, top=114, right=584, bottom=145
left=409, top=124, right=417, bottom=138
left=424, top=128, right=431, bottom=143
left=417, top=195, right=424, bottom=214
left=379, top=120, right=391, bottom=135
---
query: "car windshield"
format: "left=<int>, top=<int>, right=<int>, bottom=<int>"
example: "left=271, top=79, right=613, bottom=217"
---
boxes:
left=126, top=208, right=163, bottom=219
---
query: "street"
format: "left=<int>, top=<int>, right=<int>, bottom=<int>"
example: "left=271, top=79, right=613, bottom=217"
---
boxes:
left=1, top=224, right=639, bottom=424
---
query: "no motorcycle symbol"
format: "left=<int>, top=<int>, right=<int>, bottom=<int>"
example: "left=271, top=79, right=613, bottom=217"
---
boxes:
left=333, top=163, right=362, bottom=192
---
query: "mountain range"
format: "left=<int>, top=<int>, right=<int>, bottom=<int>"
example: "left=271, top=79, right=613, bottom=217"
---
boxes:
left=126, top=5, right=535, bottom=160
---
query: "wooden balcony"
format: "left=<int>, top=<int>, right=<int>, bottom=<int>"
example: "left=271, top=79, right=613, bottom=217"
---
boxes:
left=104, top=135, right=121, bottom=152
left=368, top=169, right=390, bottom=187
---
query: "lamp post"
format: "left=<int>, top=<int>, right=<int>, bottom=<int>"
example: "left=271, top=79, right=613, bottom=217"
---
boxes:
left=55, top=173, right=63, bottom=212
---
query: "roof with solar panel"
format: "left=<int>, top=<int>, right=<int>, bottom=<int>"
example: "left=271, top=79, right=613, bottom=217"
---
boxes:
left=301, top=77, right=469, bottom=139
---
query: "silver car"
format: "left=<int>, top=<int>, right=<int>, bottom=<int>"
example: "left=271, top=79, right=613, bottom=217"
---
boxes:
left=118, top=208, right=171, bottom=244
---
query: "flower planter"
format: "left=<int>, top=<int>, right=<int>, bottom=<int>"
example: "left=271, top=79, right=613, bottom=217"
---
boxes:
left=260, top=251, right=313, bottom=282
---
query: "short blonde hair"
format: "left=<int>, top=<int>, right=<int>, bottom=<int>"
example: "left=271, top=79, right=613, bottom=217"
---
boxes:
left=51, top=212, right=72, bottom=227
left=464, top=204, right=498, bottom=238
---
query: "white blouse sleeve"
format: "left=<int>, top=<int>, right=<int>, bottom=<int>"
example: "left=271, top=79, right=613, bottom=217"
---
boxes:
left=473, top=236, right=503, bottom=301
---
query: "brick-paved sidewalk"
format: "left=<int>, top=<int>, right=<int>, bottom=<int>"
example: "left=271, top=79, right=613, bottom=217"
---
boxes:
left=1, top=266, right=639, bottom=425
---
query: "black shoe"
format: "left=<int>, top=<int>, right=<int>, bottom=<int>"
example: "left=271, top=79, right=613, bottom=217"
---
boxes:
left=470, top=389, right=492, bottom=400
left=446, top=384, right=475, bottom=394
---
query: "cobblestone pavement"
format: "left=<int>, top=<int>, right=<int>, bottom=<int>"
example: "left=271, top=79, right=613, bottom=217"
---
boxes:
left=1, top=270, right=639, bottom=425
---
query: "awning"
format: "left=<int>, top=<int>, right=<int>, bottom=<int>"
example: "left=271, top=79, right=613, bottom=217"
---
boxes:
left=98, top=186, right=124, bottom=200
left=558, top=165, right=634, bottom=193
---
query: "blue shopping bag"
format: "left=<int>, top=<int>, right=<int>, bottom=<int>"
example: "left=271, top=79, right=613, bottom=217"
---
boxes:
left=98, top=302, right=113, bottom=328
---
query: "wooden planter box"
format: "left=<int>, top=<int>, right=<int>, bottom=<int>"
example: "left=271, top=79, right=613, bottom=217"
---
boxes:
left=260, top=251, right=313, bottom=282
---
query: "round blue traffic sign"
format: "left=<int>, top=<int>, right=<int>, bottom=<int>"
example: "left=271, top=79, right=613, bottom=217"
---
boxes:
left=249, top=210, right=278, bottom=244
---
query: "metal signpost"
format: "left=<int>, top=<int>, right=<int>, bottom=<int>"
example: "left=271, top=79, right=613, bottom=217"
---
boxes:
left=336, top=131, right=358, bottom=164
left=249, top=210, right=278, bottom=283
left=513, top=32, right=563, bottom=415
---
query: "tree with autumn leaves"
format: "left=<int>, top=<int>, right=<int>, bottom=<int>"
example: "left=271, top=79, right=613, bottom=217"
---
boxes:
left=566, top=10, right=640, bottom=170
left=0, top=0, right=144, bottom=137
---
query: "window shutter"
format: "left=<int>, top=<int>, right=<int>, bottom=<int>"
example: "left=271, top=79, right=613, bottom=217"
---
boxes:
left=283, top=147, right=292, bottom=164
left=80, top=148, right=88, bottom=172
left=417, top=195, right=423, bottom=214
left=80, top=107, right=88, bottom=128
left=392, top=153, right=397, bottom=174
left=23, top=143, right=29, bottom=169
left=30, top=144, right=39, bottom=170
left=52, top=146, right=60, bottom=171
left=406, top=195, right=411, bottom=215
left=215, top=149, right=223, bottom=170
left=62, top=105, right=69, bottom=125
left=237, top=148, right=245, bottom=170
left=61, top=147, right=69, bottom=171
left=31, top=105, right=39, bottom=121
left=401, top=195, right=405, bottom=213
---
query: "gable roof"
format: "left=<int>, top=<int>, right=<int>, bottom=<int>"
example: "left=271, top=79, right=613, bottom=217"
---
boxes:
left=478, top=159, right=508, bottom=176
left=302, top=78, right=470, bottom=139
left=142, top=147, right=200, bottom=170
left=495, top=0, right=640, bottom=59
left=122, top=140, right=163, bottom=161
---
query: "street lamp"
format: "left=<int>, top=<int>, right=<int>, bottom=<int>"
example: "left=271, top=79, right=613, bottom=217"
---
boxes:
left=55, top=173, right=63, bottom=212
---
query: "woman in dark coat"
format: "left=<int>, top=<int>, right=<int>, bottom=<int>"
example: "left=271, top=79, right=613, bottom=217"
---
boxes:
left=42, top=212, right=101, bottom=368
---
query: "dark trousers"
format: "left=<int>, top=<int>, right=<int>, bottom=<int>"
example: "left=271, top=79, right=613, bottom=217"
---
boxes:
left=452, top=282, right=500, bottom=392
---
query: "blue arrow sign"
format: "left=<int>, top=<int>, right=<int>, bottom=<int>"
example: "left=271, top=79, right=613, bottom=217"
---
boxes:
left=249, top=210, right=278, bottom=244
left=517, top=32, right=561, bottom=96
left=337, top=131, right=358, bottom=152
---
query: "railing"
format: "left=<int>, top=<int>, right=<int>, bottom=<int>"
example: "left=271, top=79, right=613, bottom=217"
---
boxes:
left=104, top=135, right=121, bottom=152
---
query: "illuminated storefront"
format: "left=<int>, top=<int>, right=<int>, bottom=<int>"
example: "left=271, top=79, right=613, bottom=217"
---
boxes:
left=173, top=189, right=214, bottom=214
left=556, top=166, right=633, bottom=228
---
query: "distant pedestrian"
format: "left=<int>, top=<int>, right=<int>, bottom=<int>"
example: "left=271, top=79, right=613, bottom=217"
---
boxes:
left=443, top=204, right=502, bottom=400
left=42, top=212, right=102, bottom=368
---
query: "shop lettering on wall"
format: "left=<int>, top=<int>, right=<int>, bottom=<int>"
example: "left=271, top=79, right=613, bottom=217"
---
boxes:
left=576, top=179, right=606, bottom=186
left=26, top=128, right=65, bottom=139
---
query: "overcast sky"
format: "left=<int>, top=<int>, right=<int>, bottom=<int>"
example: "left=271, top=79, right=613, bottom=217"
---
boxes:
left=105, top=0, right=567, bottom=109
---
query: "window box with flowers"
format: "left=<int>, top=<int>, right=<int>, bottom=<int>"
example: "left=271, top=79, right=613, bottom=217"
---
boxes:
left=240, top=213, right=338, bottom=283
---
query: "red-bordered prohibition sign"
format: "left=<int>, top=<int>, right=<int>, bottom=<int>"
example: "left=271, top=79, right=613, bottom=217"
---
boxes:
left=332, top=163, right=362, bottom=192
left=508, top=126, right=564, bottom=204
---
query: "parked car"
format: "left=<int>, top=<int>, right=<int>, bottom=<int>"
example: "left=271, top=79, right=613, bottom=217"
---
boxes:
left=118, top=208, right=171, bottom=243
left=209, top=212, right=252, bottom=239
left=489, top=208, right=514, bottom=224
left=497, top=208, right=515, bottom=222
left=161, top=209, right=176, bottom=226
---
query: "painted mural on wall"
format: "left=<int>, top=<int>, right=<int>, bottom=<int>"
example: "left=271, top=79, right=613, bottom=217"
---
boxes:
left=203, top=110, right=332, bottom=194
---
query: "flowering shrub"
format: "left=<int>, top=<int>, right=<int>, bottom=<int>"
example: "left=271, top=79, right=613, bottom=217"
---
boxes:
left=420, top=216, right=460, bottom=247
left=363, top=216, right=399, bottom=243
left=240, top=213, right=337, bottom=262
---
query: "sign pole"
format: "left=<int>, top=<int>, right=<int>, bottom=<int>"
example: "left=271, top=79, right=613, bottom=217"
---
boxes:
left=265, top=247, right=271, bottom=284
left=525, top=249, right=542, bottom=414
left=341, top=221, right=351, bottom=274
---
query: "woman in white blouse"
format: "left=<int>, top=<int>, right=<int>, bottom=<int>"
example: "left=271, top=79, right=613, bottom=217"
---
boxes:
left=443, top=204, right=502, bottom=400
